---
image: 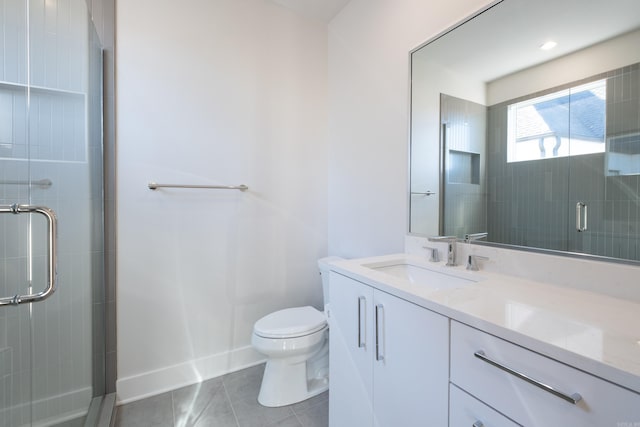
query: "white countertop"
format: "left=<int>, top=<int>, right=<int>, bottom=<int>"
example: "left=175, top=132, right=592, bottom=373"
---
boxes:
left=330, top=253, right=640, bottom=394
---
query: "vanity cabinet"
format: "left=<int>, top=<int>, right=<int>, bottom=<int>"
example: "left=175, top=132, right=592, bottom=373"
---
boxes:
left=450, top=321, right=640, bottom=426
left=328, top=272, right=449, bottom=427
left=449, top=384, right=519, bottom=427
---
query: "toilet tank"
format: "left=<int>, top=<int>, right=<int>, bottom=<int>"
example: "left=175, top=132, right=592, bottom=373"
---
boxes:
left=317, top=256, right=342, bottom=306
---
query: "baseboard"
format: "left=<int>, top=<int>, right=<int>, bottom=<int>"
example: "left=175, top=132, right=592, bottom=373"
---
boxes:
left=116, top=345, right=265, bottom=404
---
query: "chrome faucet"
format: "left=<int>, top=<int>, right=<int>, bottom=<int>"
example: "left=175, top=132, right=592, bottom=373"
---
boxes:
left=427, top=236, right=458, bottom=266
left=464, top=232, right=488, bottom=243
left=422, top=246, right=440, bottom=262
left=466, top=254, right=489, bottom=271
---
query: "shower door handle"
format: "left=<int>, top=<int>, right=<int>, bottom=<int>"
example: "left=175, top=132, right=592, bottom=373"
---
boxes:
left=576, top=202, right=587, bottom=232
left=0, top=204, right=58, bottom=306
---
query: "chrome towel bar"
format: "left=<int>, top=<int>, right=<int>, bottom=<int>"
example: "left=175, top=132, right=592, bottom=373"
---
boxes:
left=148, top=182, right=248, bottom=191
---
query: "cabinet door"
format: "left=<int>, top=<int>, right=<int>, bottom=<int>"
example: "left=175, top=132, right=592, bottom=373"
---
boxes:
left=329, top=272, right=374, bottom=427
left=372, top=290, right=449, bottom=427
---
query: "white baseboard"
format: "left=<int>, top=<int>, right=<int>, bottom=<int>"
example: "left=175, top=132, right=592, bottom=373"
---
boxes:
left=116, top=345, right=266, bottom=404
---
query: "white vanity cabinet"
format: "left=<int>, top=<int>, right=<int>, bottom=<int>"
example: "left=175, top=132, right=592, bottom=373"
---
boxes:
left=450, top=321, right=640, bottom=427
left=449, top=384, right=520, bottom=427
left=328, top=272, right=449, bottom=427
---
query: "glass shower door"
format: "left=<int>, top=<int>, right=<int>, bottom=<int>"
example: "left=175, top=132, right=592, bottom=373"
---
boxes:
left=0, top=0, right=105, bottom=425
left=568, top=71, right=640, bottom=262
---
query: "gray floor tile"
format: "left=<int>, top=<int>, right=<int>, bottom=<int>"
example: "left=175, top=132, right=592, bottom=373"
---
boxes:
left=115, top=392, right=173, bottom=427
left=266, top=415, right=302, bottom=427
left=230, top=394, right=295, bottom=427
left=290, top=391, right=328, bottom=415
left=112, top=364, right=328, bottom=427
left=172, top=377, right=238, bottom=427
left=223, top=364, right=265, bottom=383
left=294, top=400, right=328, bottom=427
left=223, top=364, right=265, bottom=403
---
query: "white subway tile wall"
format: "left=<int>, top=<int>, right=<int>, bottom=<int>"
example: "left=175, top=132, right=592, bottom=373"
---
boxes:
left=0, top=0, right=103, bottom=425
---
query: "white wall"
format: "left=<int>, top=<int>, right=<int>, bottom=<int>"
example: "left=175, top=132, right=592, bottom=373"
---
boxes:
left=327, top=0, right=494, bottom=258
left=116, top=0, right=328, bottom=403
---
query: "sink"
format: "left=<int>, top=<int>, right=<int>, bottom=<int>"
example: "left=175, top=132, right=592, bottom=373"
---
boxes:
left=365, top=262, right=476, bottom=290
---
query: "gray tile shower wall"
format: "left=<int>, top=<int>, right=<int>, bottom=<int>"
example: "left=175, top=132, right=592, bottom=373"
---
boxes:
left=486, top=64, right=640, bottom=260
left=487, top=102, right=571, bottom=251
left=441, top=94, right=488, bottom=238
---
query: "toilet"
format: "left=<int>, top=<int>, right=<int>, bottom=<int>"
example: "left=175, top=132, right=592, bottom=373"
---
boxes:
left=251, top=256, right=341, bottom=407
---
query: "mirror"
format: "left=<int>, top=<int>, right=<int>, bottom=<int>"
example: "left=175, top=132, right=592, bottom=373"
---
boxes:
left=410, top=0, right=640, bottom=263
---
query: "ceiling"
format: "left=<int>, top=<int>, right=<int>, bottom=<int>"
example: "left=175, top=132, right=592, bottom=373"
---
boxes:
left=416, top=0, right=640, bottom=83
left=268, top=0, right=352, bottom=23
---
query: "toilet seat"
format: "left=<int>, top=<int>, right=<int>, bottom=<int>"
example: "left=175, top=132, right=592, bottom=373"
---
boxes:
left=254, top=306, right=326, bottom=339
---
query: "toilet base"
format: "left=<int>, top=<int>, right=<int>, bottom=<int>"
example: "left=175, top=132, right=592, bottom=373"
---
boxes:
left=257, top=335, right=329, bottom=407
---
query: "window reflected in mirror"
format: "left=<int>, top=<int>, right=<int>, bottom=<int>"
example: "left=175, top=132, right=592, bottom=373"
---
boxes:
left=507, top=79, right=606, bottom=163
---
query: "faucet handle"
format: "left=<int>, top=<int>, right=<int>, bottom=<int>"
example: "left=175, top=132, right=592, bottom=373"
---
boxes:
left=466, top=254, right=489, bottom=271
left=427, top=236, right=458, bottom=266
left=422, top=246, right=440, bottom=262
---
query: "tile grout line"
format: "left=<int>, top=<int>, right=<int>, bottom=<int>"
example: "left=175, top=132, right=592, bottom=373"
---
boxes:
left=170, top=391, right=176, bottom=427
left=299, top=398, right=330, bottom=426
left=222, top=381, right=241, bottom=427
left=291, top=409, right=305, bottom=427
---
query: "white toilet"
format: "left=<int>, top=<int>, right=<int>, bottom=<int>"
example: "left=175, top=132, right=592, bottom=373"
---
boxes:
left=251, top=256, right=340, bottom=407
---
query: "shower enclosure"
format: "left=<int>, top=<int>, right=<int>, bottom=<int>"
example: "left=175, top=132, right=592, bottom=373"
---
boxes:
left=0, top=0, right=106, bottom=425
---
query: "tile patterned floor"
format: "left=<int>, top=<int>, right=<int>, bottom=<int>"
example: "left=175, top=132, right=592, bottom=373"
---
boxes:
left=114, top=364, right=328, bottom=427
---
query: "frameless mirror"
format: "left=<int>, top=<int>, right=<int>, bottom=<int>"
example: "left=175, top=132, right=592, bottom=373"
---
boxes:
left=410, top=0, right=640, bottom=263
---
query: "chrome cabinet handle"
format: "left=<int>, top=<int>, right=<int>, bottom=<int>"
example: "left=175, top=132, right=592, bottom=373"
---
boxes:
left=375, top=304, right=385, bottom=361
left=0, top=204, right=58, bottom=307
left=411, top=191, right=437, bottom=196
left=357, top=296, right=366, bottom=348
left=474, top=350, right=582, bottom=404
left=576, top=202, right=587, bottom=232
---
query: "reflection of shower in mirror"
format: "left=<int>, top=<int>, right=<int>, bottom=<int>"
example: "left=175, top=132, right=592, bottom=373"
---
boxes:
left=410, top=0, right=640, bottom=264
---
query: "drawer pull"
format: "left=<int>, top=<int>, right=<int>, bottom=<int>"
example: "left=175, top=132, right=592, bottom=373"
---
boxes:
left=474, top=350, right=582, bottom=405
left=375, top=304, right=385, bottom=361
left=358, top=296, right=366, bottom=348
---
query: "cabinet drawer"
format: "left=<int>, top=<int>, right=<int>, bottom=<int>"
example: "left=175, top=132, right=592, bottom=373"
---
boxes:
left=450, top=384, right=520, bottom=427
left=451, top=321, right=640, bottom=426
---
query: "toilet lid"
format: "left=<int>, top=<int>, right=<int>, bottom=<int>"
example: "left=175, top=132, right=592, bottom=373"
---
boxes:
left=254, top=306, right=327, bottom=339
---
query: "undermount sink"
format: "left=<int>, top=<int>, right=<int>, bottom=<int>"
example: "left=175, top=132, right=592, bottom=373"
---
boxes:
left=365, top=261, right=477, bottom=290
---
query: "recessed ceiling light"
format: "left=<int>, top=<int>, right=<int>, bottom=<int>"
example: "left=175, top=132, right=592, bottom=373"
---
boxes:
left=540, top=41, right=557, bottom=51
